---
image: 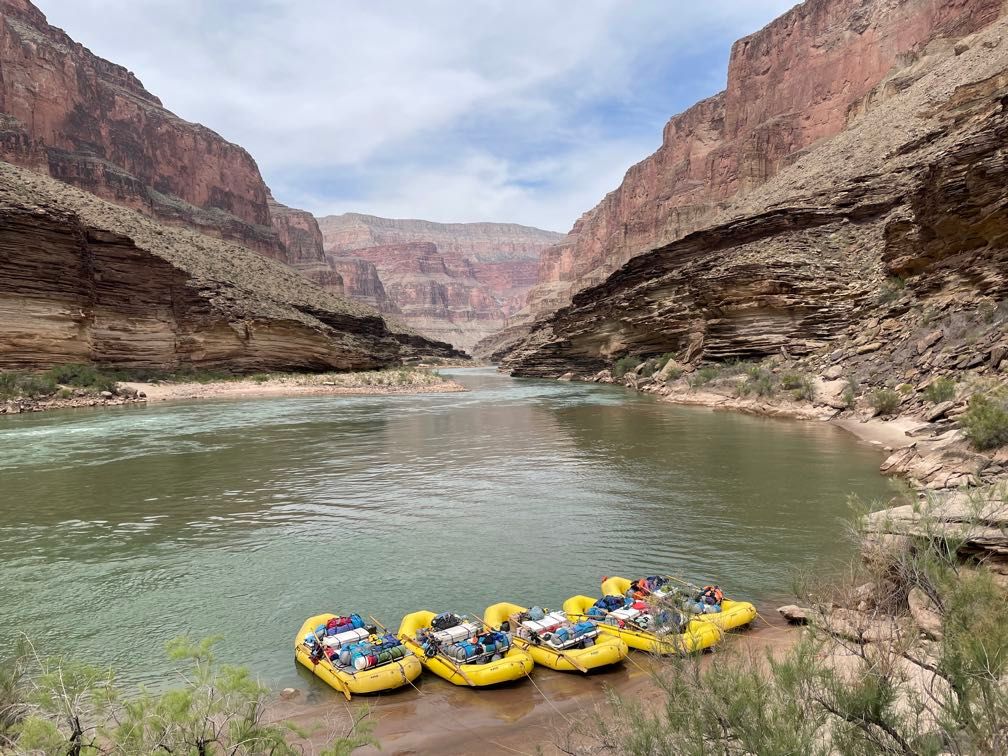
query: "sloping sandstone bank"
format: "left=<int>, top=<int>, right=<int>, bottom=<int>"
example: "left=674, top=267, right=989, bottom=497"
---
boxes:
left=0, top=161, right=461, bottom=372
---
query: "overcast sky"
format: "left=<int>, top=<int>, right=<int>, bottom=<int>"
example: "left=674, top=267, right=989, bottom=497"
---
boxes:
left=35, top=1, right=795, bottom=232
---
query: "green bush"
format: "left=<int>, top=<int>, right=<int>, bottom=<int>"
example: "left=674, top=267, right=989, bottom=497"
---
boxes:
left=961, top=393, right=1008, bottom=450
left=688, top=365, right=721, bottom=387
left=0, top=373, right=58, bottom=400
left=925, top=377, right=957, bottom=404
left=588, top=497, right=1008, bottom=755
left=841, top=376, right=859, bottom=409
left=5, top=637, right=373, bottom=755
left=869, top=388, right=901, bottom=415
left=639, top=359, right=658, bottom=378
left=613, top=356, right=642, bottom=379
left=781, top=373, right=815, bottom=402
left=44, top=363, right=118, bottom=393
left=737, top=367, right=776, bottom=398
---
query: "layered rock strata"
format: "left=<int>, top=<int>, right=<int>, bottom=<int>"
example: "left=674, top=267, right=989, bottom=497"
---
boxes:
left=519, top=0, right=1005, bottom=321
left=0, top=161, right=459, bottom=371
left=505, top=3, right=1008, bottom=379
left=319, top=214, right=562, bottom=351
left=0, top=0, right=335, bottom=279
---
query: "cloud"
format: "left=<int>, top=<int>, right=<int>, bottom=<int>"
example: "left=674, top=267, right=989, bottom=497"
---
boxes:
left=34, top=0, right=796, bottom=231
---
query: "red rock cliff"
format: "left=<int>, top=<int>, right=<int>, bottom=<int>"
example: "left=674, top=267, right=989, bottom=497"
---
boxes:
left=319, top=214, right=562, bottom=351
left=0, top=0, right=329, bottom=269
left=524, top=0, right=1005, bottom=318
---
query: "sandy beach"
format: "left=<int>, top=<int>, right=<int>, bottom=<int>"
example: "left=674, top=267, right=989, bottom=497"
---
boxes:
left=120, top=373, right=467, bottom=404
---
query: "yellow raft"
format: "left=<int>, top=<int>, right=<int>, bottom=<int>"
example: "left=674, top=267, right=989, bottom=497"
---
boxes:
left=601, top=576, right=757, bottom=633
left=398, top=610, right=534, bottom=687
left=562, top=595, right=722, bottom=655
left=294, top=613, right=422, bottom=700
left=483, top=602, right=628, bottom=673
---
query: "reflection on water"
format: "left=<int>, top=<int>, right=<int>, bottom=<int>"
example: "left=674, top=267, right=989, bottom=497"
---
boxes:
left=0, top=368, right=897, bottom=686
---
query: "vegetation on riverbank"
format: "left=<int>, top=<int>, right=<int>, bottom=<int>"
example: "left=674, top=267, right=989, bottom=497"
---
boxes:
left=0, top=365, right=457, bottom=413
left=0, top=637, right=371, bottom=755
left=589, top=492, right=1008, bottom=754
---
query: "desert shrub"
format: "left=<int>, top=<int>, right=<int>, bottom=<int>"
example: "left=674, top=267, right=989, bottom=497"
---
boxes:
left=589, top=497, right=1008, bottom=755
left=780, top=371, right=815, bottom=401
left=737, top=367, right=776, bottom=398
left=8, top=637, right=372, bottom=755
left=841, top=376, right=859, bottom=409
left=925, top=377, right=957, bottom=404
left=39, top=364, right=118, bottom=393
left=688, top=365, right=721, bottom=387
left=961, top=393, right=1008, bottom=450
left=0, top=373, right=58, bottom=400
left=664, top=365, right=684, bottom=382
left=613, top=356, right=642, bottom=379
left=654, top=353, right=675, bottom=372
left=977, top=300, right=997, bottom=324
left=877, top=275, right=906, bottom=304
left=639, top=359, right=658, bottom=378
left=869, top=388, right=901, bottom=415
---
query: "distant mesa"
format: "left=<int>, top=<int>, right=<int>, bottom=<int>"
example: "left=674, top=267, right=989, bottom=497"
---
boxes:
left=318, top=214, right=562, bottom=353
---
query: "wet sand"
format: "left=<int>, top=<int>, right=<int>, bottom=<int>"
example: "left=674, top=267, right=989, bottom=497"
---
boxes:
left=273, top=607, right=798, bottom=756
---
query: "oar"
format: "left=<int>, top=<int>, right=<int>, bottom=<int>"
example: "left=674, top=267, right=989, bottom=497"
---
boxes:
left=402, top=616, right=478, bottom=687
left=471, top=610, right=590, bottom=674
left=312, top=627, right=352, bottom=701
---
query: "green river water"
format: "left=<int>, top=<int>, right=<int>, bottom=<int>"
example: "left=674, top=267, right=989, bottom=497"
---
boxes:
left=0, top=368, right=898, bottom=688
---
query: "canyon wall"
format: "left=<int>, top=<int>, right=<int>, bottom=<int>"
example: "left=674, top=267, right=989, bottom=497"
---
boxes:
left=519, top=0, right=1006, bottom=322
left=0, top=0, right=336, bottom=277
left=319, top=214, right=563, bottom=352
left=0, top=160, right=459, bottom=371
left=504, top=10, right=1008, bottom=380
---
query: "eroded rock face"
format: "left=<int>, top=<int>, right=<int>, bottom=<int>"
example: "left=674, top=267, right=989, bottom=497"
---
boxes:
left=0, top=0, right=328, bottom=269
left=327, top=257, right=399, bottom=314
left=0, top=161, right=460, bottom=371
left=521, top=0, right=1004, bottom=319
left=319, top=214, right=562, bottom=352
left=504, top=5, right=1008, bottom=379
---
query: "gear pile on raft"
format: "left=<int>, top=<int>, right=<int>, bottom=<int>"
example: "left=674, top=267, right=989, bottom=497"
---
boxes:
left=294, top=575, right=757, bottom=697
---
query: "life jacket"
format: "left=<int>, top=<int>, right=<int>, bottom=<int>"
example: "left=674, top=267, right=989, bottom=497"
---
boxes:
left=700, top=585, right=724, bottom=604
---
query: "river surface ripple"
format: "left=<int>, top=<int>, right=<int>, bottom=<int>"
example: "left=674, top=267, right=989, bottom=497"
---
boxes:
left=0, top=368, right=896, bottom=687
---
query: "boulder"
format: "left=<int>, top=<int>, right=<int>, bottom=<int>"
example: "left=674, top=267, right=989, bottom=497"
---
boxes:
left=99, top=391, right=113, bottom=399
left=778, top=605, right=811, bottom=624
left=656, top=358, right=683, bottom=382
left=558, top=372, right=574, bottom=382
left=823, top=364, right=844, bottom=380
left=925, top=401, right=955, bottom=422
left=916, top=330, right=944, bottom=355
left=856, top=342, right=883, bottom=355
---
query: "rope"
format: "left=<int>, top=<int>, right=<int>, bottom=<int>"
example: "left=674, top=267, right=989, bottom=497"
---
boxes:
left=523, top=668, right=574, bottom=726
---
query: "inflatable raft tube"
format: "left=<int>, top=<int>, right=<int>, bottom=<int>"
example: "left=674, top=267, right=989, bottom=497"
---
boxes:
left=562, top=596, right=722, bottom=655
left=601, top=576, right=757, bottom=633
left=483, top=602, right=628, bottom=673
left=398, top=610, right=534, bottom=687
left=294, top=613, right=422, bottom=699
